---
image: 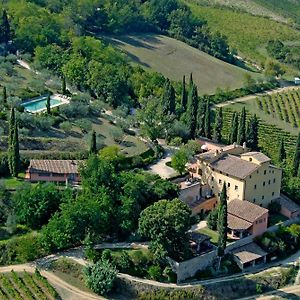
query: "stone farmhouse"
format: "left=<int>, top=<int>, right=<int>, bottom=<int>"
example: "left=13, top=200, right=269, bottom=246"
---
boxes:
left=25, top=160, right=81, bottom=184
left=196, top=143, right=282, bottom=208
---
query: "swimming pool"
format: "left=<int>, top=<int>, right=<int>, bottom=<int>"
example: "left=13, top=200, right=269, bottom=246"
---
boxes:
left=22, top=95, right=67, bottom=113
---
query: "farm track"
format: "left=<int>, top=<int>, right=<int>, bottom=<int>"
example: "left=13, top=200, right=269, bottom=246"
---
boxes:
left=215, top=86, right=299, bottom=108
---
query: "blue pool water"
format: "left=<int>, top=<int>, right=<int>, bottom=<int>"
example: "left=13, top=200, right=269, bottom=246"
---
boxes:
left=22, top=97, right=63, bottom=113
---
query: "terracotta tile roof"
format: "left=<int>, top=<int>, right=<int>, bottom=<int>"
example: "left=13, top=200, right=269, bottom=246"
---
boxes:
left=228, top=199, right=268, bottom=223
left=28, top=160, right=81, bottom=175
left=241, top=152, right=271, bottom=163
left=278, top=195, right=300, bottom=213
left=233, top=242, right=268, bottom=264
left=210, top=154, right=259, bottom=179
left=227, top=214, right=252, bottom=230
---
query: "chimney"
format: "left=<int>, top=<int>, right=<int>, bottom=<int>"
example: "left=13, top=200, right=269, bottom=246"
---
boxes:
left=214, top=149, right=219, bottom=157
left=233, top=142, right=237, bottom=148
left=243, top=142, right=247, bottom=151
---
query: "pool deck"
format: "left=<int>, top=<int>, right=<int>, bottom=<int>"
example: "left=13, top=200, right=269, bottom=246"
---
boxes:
left=23, top=94, right=70, bottom=113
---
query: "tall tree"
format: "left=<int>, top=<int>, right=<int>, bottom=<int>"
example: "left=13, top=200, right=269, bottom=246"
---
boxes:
left=3, top=86, right=7, bottom=105
left=138, top=199, right=191, bottom=261
left=186, top=83, right=198, bottom=139
left=237, top=107, right=246, bottom=145
left=196, top=96, right=206, bottom=137
left=62, top=76, right=67, bottom=95
left=181, top=75, right=187, bottom=112
left=217, top=183, right=227, bottom=265
left=46, top=93, right=51, bottom=114
left=213, top=107, right=223, bottom=143
left=229, top=112, right=239, bottom=144
left=292, top=133, right=300, bottom=177
left=204, top=99, right=211, bottom=139
left=278, top=138, right=286, bottom=163
left=8, top=108, right=20, bottom=177
left=90, top=130, right=97, bottom=154
left=189, top=73, right=193, bottom=89
left=162, top=79, right=176, bottom=115
left=0, top=10, right=10, bottom=45
left=246, top=114, right=259, bottom=150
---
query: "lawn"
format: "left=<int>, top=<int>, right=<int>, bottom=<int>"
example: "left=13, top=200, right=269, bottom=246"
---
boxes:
left=185, top=0, right=300, bottom=64
left=198, top=227, right=219, bottom=245
left=106, top=34, right=260, bottom=95
left=198, top=227, right=235, bottom=245
left=0, top=173, right=27, bottom=190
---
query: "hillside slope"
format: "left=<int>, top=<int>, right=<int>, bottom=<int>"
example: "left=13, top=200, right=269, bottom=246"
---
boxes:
left=185, top=0, right=300, bottom=64
left=107, top=34, right=259, bottom=95
left=192, top=0, right=289, bottom=23
left=253, top=0, right=300, bottom=25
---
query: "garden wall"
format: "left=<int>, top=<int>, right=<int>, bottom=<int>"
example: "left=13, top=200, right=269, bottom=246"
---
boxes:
left=171, top=216, right=300, bottom=282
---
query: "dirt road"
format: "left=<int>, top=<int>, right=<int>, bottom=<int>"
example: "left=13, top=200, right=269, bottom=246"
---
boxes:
left=215, top=86, right=299, bottom=108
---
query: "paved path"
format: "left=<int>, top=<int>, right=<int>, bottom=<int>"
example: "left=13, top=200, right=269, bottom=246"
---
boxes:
left=190, top=221, right=207, bottom=232
left=148, top=148, right=177, bottom=179
left=215, top=86, right=299, bottom=108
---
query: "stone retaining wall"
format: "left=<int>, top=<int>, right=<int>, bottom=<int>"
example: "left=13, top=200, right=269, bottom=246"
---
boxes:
left=171, top=216, right=300, bottom=282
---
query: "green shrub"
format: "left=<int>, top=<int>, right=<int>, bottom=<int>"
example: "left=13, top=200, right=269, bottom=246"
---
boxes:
left=101, top=249, right=112, bottom=261
left=84, top=259, right=117, bottom=295
left=0, top=233, right=48, bottom=265
left=114, top=251, right=133, bottom=273
left=147, top=265, right=162, bottom=281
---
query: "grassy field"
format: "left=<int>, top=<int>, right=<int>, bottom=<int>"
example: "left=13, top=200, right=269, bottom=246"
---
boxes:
left=107, top=34, right=260, bottom=95
left=253, top=0, right=300, bottom=25
left=185, top=0, right=300, bottom=64
left=190, top=0, right=294, bottom=24
left=225, top=88, right=300, bottom=136
left=0, top=270, right=60, bottom=299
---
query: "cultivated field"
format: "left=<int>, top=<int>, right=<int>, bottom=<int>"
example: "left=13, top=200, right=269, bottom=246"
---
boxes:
left=0, top=270, right=60, bottom=300
left=107, top=34, right=258, bottom=95
left=185, top=0, right=300, bottom=64
left=224, top=89, right=300, bottom=136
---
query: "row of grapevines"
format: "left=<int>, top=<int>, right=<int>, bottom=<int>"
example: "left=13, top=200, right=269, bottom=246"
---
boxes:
left=10, top=270, right=35, bottom=300
left=34, top=269, right=60, bottom=299
left=0, top=273, right=23, bottom=300
left=23, top=271, right=48, bottom=300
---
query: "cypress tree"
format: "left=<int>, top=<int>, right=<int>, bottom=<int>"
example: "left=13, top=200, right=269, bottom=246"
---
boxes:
left=62, top=77, right=67, bottom=95
left=0, top=10, right=10, bottom=44
left=229, top=112, right=239, bottom=144
left=90, top=130, right=97, bottom=154
left=292, top=133, right=300, bottom=177
left=213, top=107, right=223, bottom=143
left=217, top=183, right=227, bottom=260
left=8, top=108, right=20, bottom=177
left=196, top=96, right=206, bottom=137
left=278, top=138, right=286, bottom=163
left=46, top=93, right=51, bottom=114
left=204, top=99, right=211, bottom=139
left=189, top=73, right=193, bottom=89
left=181, top=75, right=187, bottom=112
left=162, top=79, right=176, bottom=115
left=237, top=107, right=246, bottom=145
left=186, top=83, right=198, bottom=139
left=246, top=114, right=259, bottom=150
left=3, top=86, right=7, bottom=104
